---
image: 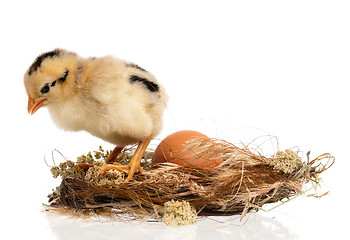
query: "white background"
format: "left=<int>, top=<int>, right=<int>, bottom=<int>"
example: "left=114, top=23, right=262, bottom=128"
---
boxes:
left=1, top=1, right=349, bottom=239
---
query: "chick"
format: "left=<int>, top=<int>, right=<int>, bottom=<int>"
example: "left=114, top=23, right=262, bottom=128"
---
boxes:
left=24, top=49, right=168, bottom=182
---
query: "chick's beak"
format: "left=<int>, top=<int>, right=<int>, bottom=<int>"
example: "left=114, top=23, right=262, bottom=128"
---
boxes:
left=27, top=96, right=46, bottom=115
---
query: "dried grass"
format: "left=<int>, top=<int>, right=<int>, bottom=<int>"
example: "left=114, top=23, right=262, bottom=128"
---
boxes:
left=47, top=138, right=334, bottom=223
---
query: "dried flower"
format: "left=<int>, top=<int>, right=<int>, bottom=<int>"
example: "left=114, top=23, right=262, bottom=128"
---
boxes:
left=50, top=160, right=85, bottom=179
left=268, top=149, right=302, bottom=174
left=85, top=166, right=124, bottom=186
left=162, top=200, right=197, bottom=226
left=50, top=146, right=123, bottom=185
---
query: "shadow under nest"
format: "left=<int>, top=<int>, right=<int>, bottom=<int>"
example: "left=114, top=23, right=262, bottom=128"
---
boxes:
left=47, top=138, right=334, bottom=222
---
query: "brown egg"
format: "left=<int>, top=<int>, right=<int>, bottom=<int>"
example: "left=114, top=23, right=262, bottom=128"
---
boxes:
left=152, top=130, right=222, bottom=170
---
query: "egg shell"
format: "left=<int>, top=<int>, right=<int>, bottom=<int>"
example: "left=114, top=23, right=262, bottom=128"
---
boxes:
left=151, top=130, right=223, bottom=170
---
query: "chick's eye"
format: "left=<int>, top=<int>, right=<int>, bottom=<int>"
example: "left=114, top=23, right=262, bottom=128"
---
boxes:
left=40, top=84, right=50, bottom=94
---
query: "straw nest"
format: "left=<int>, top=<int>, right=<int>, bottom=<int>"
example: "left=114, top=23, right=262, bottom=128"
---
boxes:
left=47, top=138, right=334, bottom=224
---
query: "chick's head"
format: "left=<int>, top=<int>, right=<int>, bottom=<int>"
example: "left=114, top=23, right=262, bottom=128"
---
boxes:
left=24, top=49, right=80, bottom=115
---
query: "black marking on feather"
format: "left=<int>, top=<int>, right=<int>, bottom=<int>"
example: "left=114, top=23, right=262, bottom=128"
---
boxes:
left=126, top=63, right=148, bottom=72
left=28, top=49, right=61, bottom=75
left=130, top=75, right=159, bottom=92
left=58, top=70, right=69, bottom=82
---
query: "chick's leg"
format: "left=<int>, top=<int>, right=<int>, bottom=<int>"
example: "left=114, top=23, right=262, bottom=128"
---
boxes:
left=99, top=135, right=152, bottom=183
left=105, top=146, right=124, bottom=164
left=125, top=135, right=152, bottom=182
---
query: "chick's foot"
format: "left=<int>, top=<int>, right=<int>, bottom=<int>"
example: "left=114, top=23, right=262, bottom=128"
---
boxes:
left=99, top=135, right=152, bottom=183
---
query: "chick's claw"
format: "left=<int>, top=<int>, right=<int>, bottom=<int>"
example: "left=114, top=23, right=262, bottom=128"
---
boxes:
left=98, top=164, right=130, bottom=175
left=98, top=162, right=144, bottom=183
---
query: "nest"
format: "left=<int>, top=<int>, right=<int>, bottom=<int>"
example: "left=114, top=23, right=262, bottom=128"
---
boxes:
left=47, top=139, right=334, bottom=224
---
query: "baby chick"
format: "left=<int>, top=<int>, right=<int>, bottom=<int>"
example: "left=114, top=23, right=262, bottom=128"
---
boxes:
left=24, top=49, right=168, bottom=182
